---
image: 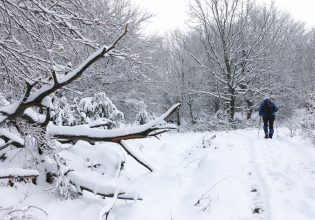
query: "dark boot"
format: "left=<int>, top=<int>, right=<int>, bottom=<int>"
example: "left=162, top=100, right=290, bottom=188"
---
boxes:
left=264, top=134, right=269, bottom=139
left=269, top=128, right=274, bottom=139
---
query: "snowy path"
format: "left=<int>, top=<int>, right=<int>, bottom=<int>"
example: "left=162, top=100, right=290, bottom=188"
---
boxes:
left=249, top=132, right=315, bottom=219
left=118, top=128, right=315, bottom=220
left=1, top=128, right=315, bottom=220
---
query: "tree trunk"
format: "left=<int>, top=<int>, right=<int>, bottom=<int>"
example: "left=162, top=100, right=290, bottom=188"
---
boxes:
left=187, top=98, right=195, bottom=124
left=246, top=99, right=253, bottom=119
left=176, top=97, right=181, bottom=126
left=213, top=97, right=220, bottom=113
left=228, top=87, right=236, bottom=121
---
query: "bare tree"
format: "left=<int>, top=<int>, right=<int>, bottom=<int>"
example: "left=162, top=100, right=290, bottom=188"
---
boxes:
left=187, top=0, right=298, bottom=120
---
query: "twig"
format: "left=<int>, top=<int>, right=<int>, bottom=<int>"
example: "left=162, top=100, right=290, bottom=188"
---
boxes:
left=118, top=140, right=153, bottom=172
left=194, top=176, right=233, bottom=206
left=99, top=190, right=119, bottom=220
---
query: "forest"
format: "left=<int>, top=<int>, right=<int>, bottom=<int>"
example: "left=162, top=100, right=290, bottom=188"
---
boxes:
left=0, top=0, right=315, bottom=219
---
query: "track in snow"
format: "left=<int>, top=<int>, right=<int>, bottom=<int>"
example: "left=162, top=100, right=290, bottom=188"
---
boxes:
left=119, top=127, right=315, bottom=220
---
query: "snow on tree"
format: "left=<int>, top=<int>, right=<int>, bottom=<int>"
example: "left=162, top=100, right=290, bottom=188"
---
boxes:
left=0, top=2, right=181, bottom=217
left=51, top=96, right=79, bottom=126
left=1, top=0, right=315, bottom=218
left=125, top=100, right=155, bottom=125
left=135, top=108, right=153, bottom=125
left=0, top=94, right=9, bottom=107
left=176, top=0, right=305, bottom=121
left=301, top=92, right=315, bottom=142
left=51, top=92, right=125, bottom=128
left=79, top=92, right=124, bottom=128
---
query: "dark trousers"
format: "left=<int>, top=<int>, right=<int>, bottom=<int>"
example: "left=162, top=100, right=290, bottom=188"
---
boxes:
left=262, top=116, right=275, bottom=136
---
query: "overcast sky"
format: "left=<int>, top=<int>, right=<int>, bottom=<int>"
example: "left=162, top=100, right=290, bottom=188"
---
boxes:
left=132, top=0, right=315, bottom=34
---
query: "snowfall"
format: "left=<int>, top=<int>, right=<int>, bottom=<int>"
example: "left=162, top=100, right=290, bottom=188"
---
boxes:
left=1, top=113, right=315, bottom=220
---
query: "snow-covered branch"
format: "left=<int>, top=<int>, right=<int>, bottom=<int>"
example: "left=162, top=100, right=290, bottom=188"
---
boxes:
left=99, top=190, right=119, bottom=220
left=0, top=129, right=24, bottom=149
left=0, top=168, right=39, bottom=179
left=0, top=26, right=128, bottom=126
left=0, top=168, right=39, bottom=185
left=48, top=103, right=181, bottom=143
left=67, top=171, right=142, bottom=201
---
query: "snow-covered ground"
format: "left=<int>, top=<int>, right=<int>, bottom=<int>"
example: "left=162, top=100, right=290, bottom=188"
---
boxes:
left=1, top=127, right=315, bottom=220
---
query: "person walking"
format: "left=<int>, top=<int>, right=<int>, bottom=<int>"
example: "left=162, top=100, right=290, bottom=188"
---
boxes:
left=259, top=97, right=279, bottom=139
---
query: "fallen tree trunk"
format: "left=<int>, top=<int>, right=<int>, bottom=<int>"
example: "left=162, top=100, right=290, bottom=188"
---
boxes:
left=48, top=103, right=180, bottom=172
left=49, top=103, right=181, bottom=143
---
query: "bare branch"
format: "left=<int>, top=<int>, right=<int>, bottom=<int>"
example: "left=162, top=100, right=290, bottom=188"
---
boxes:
left=119, top=140, right=153, bottom=172
left=0, top=26, right=128, bottom=125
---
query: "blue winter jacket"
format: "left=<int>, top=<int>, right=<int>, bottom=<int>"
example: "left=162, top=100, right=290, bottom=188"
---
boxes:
left=259, top=99, right=278, bottom=117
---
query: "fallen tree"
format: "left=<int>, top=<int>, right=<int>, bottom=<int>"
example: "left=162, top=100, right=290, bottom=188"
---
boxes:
left=48, top=103, right=180, bottom=143
left=0, top=0, right=180, bottom=206
left=48, top=103, right=180, bottom=172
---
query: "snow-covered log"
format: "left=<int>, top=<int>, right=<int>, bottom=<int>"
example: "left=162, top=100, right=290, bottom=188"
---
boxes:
left=49, top=104, right=180, bottom=172
left=0, top=168, right=39, bottom=185
left=67, top=171, right=142, bottom=201
left=48, top=103, right=181, bottom=143
left=0, top=168, right=39, bottom=179
left=89, top=119, right=115, bottom=129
